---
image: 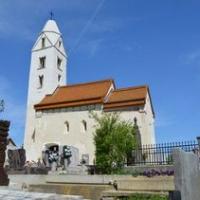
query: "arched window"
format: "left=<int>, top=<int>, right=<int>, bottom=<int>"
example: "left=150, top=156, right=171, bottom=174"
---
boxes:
left=81, top=120, right=87, bottom=132
left=65, top=121, right=69, bottom=133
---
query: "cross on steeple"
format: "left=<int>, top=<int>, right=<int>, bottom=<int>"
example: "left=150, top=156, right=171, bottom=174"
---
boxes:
left=50, top=11, right=54, bottom=20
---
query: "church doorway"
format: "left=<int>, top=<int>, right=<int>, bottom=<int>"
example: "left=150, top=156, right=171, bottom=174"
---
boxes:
left=46, top=144, right=59, bottom=152
left=42, top=143, right=60, bottom=167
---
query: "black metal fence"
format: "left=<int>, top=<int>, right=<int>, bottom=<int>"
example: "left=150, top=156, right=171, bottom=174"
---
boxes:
left=129, top=140, right=199, bottom=165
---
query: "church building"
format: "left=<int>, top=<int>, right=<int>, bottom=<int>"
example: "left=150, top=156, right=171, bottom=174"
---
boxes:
left=24, top=19, right=155, bottom=164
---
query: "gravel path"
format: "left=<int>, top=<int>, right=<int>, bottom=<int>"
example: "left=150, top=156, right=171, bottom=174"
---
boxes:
left=0, top=187, right=83, bottom=200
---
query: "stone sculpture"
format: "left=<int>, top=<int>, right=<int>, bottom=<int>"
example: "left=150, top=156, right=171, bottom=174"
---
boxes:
left=63, top=145, right=72, bottom=169
left=42, top=150, right=50, bottom=167
left=67, top=146, right=79, bottom=167
left=0, top=120, right=10, bottom=186
left=48, top=147, right=59, bottom=171
left=81, top=154, right=89, bottom=165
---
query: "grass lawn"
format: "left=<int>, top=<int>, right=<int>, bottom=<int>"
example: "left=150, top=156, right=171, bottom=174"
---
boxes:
left=127, top=194, right=168, bottom=200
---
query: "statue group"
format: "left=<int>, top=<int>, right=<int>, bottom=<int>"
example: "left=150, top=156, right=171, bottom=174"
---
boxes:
left=42, top=145, right=78, bottom=172
left=6, top=144, right=82, bottom=174
left=0, top=120, right=10, bottom=186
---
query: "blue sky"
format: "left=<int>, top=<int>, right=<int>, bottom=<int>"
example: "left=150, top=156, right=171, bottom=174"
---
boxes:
left=0, top=0, right=200, bottom=145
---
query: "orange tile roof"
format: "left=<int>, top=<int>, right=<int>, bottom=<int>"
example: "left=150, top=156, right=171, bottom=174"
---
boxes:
left=104, top=100, right=146, bottom=110
left=34, top=79, right=114, bottom=110
left=34, top=80, right=154, bottom=116
left=104, top=86, right=148, bottom=111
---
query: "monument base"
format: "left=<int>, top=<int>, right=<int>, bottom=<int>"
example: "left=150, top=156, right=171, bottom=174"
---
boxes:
left=48, top=165, right=88, bottom=175
left=65, top=166, right=88, bottom=175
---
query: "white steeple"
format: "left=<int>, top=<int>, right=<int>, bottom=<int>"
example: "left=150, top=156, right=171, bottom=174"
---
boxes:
left=42, top=19, right=61, bottom=33
left=24, top=19, right=67, bottom=161
left=32, top=19, right=66, bottom=57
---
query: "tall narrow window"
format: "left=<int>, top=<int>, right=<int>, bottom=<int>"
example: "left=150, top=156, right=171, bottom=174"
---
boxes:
left=41, top=38, right=45, bottom=48
left=65, top=121, right=69, bottom=133
left=59, top=41, right=62, bottom=47
left=57, top=57, right=62, bottom=70
left=81, top=120, right=87, bottom=132
left=32, top=129, right=36, bottom=143
left=39, top=57, right=46, bottom=69
left=38, top=75, right=44, bottom=89
left=58, top=74, right=61, bottom=82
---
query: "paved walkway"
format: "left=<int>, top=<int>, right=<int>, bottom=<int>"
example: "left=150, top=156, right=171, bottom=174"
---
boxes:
left=0, top=187, right=83, bottom=200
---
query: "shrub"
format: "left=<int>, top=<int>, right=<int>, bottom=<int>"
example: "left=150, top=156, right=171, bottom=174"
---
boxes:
left=91, top=112, right=137, bottom=174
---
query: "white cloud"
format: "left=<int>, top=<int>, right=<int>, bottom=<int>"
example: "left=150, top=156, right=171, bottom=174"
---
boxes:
left=181, top=49, right=200, bottom=65
left=0, top=0, right=104, bottom=40
left=74, top=38, right=104, bottom=57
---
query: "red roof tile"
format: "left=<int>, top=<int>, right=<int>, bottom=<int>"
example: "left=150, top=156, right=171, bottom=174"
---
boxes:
left=34, top=80, right=154, bottom=116
left=34, top=79, right=114, bottom=110
left=104, top=86, right=148, bottom=111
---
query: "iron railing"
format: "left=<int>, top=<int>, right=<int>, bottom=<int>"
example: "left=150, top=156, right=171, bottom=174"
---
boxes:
left=129, top=140, right=199, bottom=165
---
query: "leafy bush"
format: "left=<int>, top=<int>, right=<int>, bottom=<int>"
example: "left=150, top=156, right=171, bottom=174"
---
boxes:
left=91, top=112, right=137, bottom=174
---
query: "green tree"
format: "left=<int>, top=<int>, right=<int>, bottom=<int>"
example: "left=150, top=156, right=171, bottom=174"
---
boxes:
left=91, top=112, right=137, bottom=174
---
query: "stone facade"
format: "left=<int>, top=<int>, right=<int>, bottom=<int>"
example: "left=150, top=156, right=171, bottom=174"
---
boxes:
left=0, top=120, right=10, bottom=186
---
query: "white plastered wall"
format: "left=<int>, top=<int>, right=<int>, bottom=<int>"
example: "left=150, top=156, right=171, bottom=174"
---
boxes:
left=30, top=96, right=155, bottom=164
left=24, top=20, right=67, bottom=161
left=31, top=106, right=102, bottom=164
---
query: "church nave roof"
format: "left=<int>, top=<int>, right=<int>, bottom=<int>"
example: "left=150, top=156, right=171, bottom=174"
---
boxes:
left=34, top=79, right=153, bottom=113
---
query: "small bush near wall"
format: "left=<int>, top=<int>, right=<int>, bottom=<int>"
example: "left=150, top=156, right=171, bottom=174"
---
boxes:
left=92, top=112, right=137, bottom=174
left=127, top=194, right=168, bottom=200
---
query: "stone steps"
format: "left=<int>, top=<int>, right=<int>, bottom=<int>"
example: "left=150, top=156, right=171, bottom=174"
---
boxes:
left=29, top=183, right=113, bottom=200
left=116, top=176, right=174, bottom=191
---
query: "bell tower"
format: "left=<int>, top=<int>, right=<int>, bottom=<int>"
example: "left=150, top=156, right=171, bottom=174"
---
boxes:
left=24, top=19, right=67, bottom=160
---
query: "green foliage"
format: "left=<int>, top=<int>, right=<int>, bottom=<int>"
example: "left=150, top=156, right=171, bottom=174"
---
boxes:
left=127, top=194, right=168, bottom=200
left=91, top=112, right=137, bottom=174
left=166, top=154, right=173, bottom=164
